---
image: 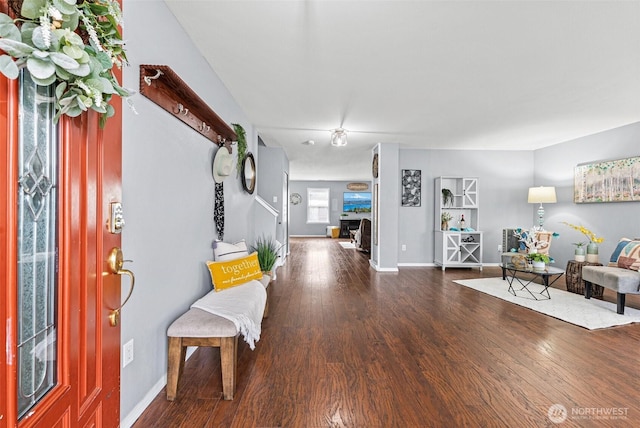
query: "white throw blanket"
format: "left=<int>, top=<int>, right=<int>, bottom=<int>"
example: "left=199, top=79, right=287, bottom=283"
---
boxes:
left=191, top=280, right=267, bottom=350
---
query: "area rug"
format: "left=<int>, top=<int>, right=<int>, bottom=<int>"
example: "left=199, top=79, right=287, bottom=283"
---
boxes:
left=453, top=277, right=640, bottom=330
left=338, top=241, right=356, bottom=249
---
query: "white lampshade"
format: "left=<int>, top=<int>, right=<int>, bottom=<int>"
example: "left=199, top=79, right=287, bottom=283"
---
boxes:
left=528, top=186, right=557, bottom=204
left=330, top=128, right=347, bottom=147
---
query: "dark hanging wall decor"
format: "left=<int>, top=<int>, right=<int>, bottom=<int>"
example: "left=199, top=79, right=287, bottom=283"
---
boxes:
left=401, top=169, right=421, bottom=207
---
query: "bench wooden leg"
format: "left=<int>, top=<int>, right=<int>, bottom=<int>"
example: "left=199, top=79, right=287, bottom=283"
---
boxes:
left=617, top=292, right=626, bottom=315
left=166, top=336, right=184, bottom=401
left=220, top=336, right=238, bottom=400
left=584, top=281, right=592, bottom=299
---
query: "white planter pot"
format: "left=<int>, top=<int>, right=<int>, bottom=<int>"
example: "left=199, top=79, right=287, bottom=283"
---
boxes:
left=532, top=261, right=546, bottom=270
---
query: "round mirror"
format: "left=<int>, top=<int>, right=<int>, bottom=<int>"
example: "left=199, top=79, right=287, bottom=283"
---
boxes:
left=241, top=152, right=256, bottom=194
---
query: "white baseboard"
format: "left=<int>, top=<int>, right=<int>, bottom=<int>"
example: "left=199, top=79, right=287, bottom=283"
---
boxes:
left=369, top=260, right=399, bottom=272
left=397, top=262, right=435, bottom=267
left=120, top=347, right=197, bottom=427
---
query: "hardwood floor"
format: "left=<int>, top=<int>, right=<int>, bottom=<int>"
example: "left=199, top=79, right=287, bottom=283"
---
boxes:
left=133, top=237, right=640, bottom=427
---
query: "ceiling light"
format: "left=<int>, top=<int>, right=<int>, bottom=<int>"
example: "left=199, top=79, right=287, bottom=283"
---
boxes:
left=330, top=128, right=347, bottom=147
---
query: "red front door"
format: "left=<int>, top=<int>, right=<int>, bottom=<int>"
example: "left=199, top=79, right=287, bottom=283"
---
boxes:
left=1, top=21, right=123, bottom=428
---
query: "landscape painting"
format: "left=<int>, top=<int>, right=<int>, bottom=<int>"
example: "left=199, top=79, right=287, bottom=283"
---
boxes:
left=574, top=156, right=640, bottom=203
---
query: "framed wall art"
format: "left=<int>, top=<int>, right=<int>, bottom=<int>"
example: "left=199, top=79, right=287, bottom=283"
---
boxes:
left=401, top=169, right=421, bottom=207
left=574, top=156, right=640, bottom=203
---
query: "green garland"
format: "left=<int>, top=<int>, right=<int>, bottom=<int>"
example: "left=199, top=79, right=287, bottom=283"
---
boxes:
left=232, top=123, right=246, bottom=177
left=0, top=0, right=131, bottom=127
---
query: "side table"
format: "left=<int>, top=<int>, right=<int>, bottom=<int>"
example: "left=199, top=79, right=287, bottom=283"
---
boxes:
left=566, top=260, right=604, bottom=298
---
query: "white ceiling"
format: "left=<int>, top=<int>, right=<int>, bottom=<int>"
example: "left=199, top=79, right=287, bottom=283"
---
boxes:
left=164, top=0, right=640, bottom=181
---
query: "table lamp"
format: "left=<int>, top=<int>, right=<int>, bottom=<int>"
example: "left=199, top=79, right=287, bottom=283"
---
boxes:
left=528, top=186, right=556, bottom=231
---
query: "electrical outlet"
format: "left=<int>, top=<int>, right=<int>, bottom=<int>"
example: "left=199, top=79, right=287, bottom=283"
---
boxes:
left=272, top=196, right=278, bottom=203
left=497, top=244, right=503, bottom=253
left=401, top=244, right=407, bottom=251
left=123, top=339, right=134, bottom=368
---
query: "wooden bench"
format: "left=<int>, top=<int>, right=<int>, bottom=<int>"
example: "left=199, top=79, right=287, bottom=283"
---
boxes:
left=166, top=308, right=239, bottom=400
left=166, top=276, right=270, bottom=401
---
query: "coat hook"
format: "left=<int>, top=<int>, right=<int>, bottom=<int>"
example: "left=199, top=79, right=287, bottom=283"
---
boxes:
left=206, top=125, right=211, bottom=132
left=183, top=108, right=189, bottom=115
left=143, top=69, right=164, bottom=86
left=173, top=103, right=184, bottom=114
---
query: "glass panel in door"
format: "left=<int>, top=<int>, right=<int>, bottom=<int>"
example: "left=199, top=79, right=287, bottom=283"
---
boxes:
left=16, top=71, right=58, bottom=419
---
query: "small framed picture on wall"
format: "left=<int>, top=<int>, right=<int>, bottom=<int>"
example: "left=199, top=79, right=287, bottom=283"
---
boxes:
left=401, top=169, right=421, bottom=207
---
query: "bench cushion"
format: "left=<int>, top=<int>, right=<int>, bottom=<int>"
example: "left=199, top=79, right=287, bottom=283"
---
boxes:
left=167, top=308, right=238, bottom=338
left=582, top=266, right=640, bottom=294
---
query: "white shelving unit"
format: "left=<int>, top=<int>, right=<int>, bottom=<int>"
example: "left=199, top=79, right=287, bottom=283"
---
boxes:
left=434, top=177, right=482, bottom=271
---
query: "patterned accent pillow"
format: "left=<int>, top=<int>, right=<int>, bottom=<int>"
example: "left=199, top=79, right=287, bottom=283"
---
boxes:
left=615, top=241, right=640, bottom=271
left=608, top=238, right=633, bottom=267
left=213, top=240, right=248, bottom=261
left=206, top=252, right=263, bottom=291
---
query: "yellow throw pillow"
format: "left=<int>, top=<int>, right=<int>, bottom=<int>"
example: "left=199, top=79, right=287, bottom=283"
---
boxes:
left=206, top=252, right=263, bottom=291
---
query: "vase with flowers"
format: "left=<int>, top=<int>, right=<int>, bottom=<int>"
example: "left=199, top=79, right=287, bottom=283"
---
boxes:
left=441, top=212, right=453, bottom=231
left=563, top=222, right=604, bottom=263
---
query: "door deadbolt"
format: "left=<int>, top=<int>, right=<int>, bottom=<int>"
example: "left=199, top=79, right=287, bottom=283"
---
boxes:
left=108, top=202, right=125, bottom=234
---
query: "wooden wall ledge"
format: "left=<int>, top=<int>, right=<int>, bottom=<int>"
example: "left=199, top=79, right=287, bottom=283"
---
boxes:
left=139, top=64, right=237, bottom=144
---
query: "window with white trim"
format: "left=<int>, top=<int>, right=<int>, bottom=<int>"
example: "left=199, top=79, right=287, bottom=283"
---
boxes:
left=307, top=188, right=330, bottom=224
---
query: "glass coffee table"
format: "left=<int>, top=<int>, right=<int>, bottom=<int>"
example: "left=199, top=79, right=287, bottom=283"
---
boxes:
left=501, top=263, right=565, bottom=300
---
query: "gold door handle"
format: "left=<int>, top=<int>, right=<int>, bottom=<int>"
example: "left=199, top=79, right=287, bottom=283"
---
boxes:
left=106, top=247, right=136, bottom=327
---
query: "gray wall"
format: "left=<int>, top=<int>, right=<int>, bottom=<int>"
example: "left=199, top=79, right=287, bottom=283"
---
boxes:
left=397, top=149, right=534, bottom=265
left=534, top=121, right=640, bottom=269
left=289, top=181, right=372, bottom=236
left=257, top=145, right=290, bottom=250
left=121, top=1, right=255, bottom=423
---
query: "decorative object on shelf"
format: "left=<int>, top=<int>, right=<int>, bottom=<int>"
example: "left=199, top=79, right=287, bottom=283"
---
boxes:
left=574, top=156, right=640, bottom=203
left=459, top=214, right=466, bottom=229
left=527, top=186, right=557, bottom=231
left=232, top=123, right=247, bottom=177
left=240, top=152, right=256, bottom=194
left=441, top=212, right=452, bottom=231
left=139, top=64, right=237, bottom=143
left=573, top=243, right=586, bottom=262
left=372, top=153, right=379, bottom=178
left=347, top=182, right=368, bottom=191
left=562, top=222, right=604, bottom=262
left=401, top=169, right=421, bottom=207
left=0, top=0, right=131, bottom=127
left=290, top=193, right=302, bottom=205
left=441, top=188, right=454, bottom=207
